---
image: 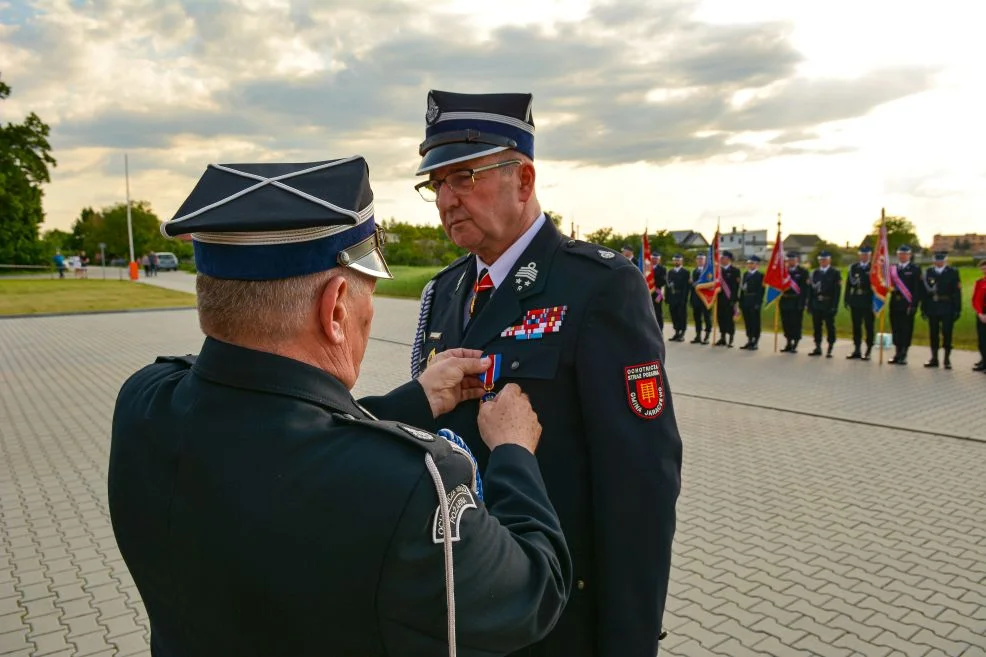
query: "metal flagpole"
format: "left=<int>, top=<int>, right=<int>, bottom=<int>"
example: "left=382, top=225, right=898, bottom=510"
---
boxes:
left=711, top=218, right=720, bottom=346
left=878, top=208, right=886, bottom=365
left=125, top=154, right=136, bottom=280
left=774, top=212, right=781, bottom=353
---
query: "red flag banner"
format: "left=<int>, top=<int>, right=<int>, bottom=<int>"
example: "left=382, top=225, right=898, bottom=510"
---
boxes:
left=640, top=231, right=655, bottom=293
left=871, top=221, right=890, bottom=314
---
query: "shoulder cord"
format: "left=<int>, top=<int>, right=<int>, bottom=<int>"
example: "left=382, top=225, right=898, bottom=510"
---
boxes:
left=424, top=453, right=457, bottom=657
left=411, top=279, right=437, bottom=378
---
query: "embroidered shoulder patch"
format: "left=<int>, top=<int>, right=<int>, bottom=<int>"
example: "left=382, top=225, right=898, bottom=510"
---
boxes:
left=432, top=484, right=478, bottom=544
left=624, top=360, right=666, bottom=419
left=400, top=425, right=435, bottom=442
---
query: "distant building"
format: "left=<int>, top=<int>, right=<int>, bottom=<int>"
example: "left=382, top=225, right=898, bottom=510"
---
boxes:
left=782, top=234, right=822, bottom=257
left=718, top=227, right=769, bottom=259
left=670, top=230, right=709, bottom=249
left=931, top=233, right=986, bottom=254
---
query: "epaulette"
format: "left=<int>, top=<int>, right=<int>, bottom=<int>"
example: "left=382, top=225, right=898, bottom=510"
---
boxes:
left=331, top=413, right=454, bottom=461
left=153, top=354, right=197, bottom=368
left=559, top=239, right=632, bottom=269
left=431, top=253, right=471, bottom=282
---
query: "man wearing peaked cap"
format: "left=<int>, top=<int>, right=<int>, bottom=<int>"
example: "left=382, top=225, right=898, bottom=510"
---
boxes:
left=779, top=251, right=809, bottom=353
left=921, top=250, right=962, bottom=369
left=666, top=253, right=691, bottom=342
left=844, top=245, right=875, bottom=360
left=410, top=90, right=682, bottom=657
left=109, top=156, right=572, bottom=656
left=715, top=250, right=740, bottom=347
left=807, top=250, right=842, bottom=358
left=739, top=255, right=765, bottom=350
left=888, top=244, right=925, bottom=364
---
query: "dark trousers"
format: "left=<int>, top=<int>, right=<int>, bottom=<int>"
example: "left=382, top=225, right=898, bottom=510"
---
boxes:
left=717, top=300, right=735, bottom=336
left=692, top=304, right=711, bottom=334
left=890, top=308, right=916, bottom=351
left=927, top=314, right=955, bottom=352
left=670, top=302, right=688, bottom=332
left=741, top=306, right=761, bottom=340
left=978, top=319, right=986, bottom=362
left=780, top=303, right=803, bottom=340
left=850, top=306, right=874, bottom=349
left=812, top=309, right=837, bottom=345
left=652, top=298, right=664, bottom=329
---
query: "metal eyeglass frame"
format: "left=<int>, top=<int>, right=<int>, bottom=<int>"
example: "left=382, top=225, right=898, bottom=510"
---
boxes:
left=414, top=159, right=522, bottom=202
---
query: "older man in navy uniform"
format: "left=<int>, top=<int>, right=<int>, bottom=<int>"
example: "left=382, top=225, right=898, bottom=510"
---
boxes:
left=666, top=254, right=691, bottom=342
left=888, top=244, right=925, bottom=365
left=807, top=250, right=842, bottom=358
left=715, top=250, right=740, bottom=347
left=779, top=251, right=809, bottom=353
left=844, top=245, right=875, bottom=360
left=739, top=255, right=764, bottom=350
left=108, top=157, right=572, bottom=657
left=409, top=90, right=682, bottom=657
left=922, top=251, right=962, bottom=369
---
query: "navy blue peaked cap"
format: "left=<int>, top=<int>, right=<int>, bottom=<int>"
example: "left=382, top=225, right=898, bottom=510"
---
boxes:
left=416, top=90, right=535, bottom=175
left=747, top=255, right=761, bottom=263
left=818, top=250, right=832, bottom=258
left=721, top=250, right=734, bottom=259
left=785, top=251, right=800, bottom=258
left=162, top=157, right=391, bottom=281
left=858, top=245, right=873, bottom=253
left=897, top=244, right=912, bottom=253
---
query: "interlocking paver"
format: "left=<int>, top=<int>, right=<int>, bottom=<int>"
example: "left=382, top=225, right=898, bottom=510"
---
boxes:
left=2, top=296, right=986, bottom=657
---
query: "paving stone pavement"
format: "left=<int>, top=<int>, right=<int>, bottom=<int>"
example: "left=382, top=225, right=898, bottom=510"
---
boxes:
left=1, top=297, right=985, bottom=656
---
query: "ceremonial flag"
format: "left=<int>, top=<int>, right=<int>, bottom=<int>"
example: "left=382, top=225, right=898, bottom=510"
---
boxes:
left=870, top=220, right=890, bottom=314
left=694, top=230, right=720, bottom=309
left=763, top=229, right=789, bottom=305
left=639, top=232, right=655, bottom=293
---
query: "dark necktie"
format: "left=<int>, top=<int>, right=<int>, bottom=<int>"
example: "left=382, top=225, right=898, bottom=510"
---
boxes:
left=469, top=269, right=494, bottom=322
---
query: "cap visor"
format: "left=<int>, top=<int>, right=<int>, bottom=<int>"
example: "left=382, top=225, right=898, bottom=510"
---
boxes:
left=348, top=246, right=393, bottom=280
left=416, top=144, right=508, bottom=175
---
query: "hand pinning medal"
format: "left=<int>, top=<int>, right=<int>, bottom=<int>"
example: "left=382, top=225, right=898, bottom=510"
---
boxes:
left=478, top=353, right=502, bottom=402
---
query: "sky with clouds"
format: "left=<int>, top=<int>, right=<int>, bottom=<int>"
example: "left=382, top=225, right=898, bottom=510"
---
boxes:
left=2, top=0, right=983, bottom=247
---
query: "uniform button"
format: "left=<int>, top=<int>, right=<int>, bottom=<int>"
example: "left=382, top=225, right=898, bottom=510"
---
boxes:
left=576, top=579, right=585, bottom=590
left=510, top=360, right=520, bottom=371
left=566, top=239, right=576, bottom=247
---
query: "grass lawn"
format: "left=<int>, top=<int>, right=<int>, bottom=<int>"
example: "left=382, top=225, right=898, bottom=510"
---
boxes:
left=0, top=280, right=196, bottom=316
left=375, top=265, right=442, bottom=298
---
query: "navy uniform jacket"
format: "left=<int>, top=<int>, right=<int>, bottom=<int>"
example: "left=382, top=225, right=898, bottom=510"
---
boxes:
left=412, top=221, right=683, bottom=657
left=844, top=262, right=873, bottom=309
left=740, top=270, right=765, bottom=310
left=780, top=266, right=810, bottom=311
left=890, top=262, right=924, bottom=312
left=652, top=264, right=667, bottom=297
left=666, top=267, right=691, bottom=306
left=108, top=337, right=571, bottom=657
left=809, top=267, right=842, bottom=314
left=690, top=266, right=706, bottom=309
left=922, top=266, right=962, bottom=318
left=718, top=265, right=740, bottom=306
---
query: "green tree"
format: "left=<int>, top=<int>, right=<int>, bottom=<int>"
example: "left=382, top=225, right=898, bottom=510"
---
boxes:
left=69, top=201, right=184, bottom=262
left=0, top=76, right=57, bottom=265
left=39, top=228, right=72, bottom=260
left=545, top=210, right=563, bottom=229
left=807, top=240, right=845, bottom=267
left=871, top=216, right=920, bottom=254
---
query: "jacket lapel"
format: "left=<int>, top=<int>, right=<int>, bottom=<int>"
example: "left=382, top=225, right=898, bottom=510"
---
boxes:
left=463, top=221, right=564, bottom=349
left=434, top=261, right=474, bottom=348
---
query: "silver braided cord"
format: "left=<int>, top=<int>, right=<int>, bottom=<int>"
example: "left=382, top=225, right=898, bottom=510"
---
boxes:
left=425, top=453, right=457, bottom=657
left=411, top=279, right=436, bottom=378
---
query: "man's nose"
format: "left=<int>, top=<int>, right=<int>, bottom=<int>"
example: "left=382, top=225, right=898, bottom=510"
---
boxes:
left=436, top=183, right=461, bottom=211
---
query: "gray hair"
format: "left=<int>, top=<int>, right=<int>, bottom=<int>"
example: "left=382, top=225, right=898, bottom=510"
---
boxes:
left=196, top=268, right=369, bottom=345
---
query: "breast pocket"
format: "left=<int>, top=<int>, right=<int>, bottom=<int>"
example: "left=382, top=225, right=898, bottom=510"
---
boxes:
left=494, top=344, right=561, bottom=382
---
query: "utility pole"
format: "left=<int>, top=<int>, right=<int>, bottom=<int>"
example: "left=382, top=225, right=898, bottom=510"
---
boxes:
left=125, top=154, right=137, bottom=280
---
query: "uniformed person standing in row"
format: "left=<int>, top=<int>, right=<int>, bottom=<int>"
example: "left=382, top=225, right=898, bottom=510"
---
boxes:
left=108, top=157, right=571, bottom=657
left=666, top=254, right=691, bottom=342
left=888, top=244, right=925, bottom=365
left=779, top=251, right=809, bottom=353
left=621, top=244, right=637, bottom=266
left=410, top=90, right=682, bottom=657
left=807, top=251, right=842, bottom=358
left=844, top=245, right=875, bottom=360
left=651, top=252, right=667, bottom=331
left=715, top=250, right=740, bottom=347
left=739, top=255, right=764, bottom=350
left=690, top=253, right=712, bottom=344
left=922, top=251, right=962, bottom=369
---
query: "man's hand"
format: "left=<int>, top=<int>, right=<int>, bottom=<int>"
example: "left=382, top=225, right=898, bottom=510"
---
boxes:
left=418, top=349, right=489, bottom=418
left=477, top=383, right=541, bottom=455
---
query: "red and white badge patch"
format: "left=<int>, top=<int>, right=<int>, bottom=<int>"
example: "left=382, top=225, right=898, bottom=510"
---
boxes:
left=624, top=360, right=666, bottom=419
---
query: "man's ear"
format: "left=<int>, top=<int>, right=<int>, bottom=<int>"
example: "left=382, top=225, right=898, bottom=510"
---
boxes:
left=318, top=275, right=348, bottom=345
left=517, top=161, right=536, bottom=202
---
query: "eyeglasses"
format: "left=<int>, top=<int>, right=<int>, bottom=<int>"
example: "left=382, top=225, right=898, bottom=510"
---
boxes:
left=414, top=159, right=521, bottom=202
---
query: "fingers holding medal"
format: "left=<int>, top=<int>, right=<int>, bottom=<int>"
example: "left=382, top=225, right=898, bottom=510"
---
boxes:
left=477, top=383, right=542, bottom=455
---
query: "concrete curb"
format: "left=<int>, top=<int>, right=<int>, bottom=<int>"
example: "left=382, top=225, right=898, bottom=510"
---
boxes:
left=0, top=306, right=197, bottom=320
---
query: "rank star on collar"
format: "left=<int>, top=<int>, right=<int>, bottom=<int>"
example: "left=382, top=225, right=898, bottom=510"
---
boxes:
left=514, top=261, right=538, bottom=292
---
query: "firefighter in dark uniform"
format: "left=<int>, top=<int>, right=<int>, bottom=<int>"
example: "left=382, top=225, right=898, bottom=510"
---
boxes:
left=715, top=250, right=740, bottom=347
left=739, top=255, right=765, bottom=350
left=108, top=157, right=572, bottom=657
left=844, top=245, right=875, bottom=360
left=807, top=250, right=842, bottom=357
left=690, top=253, right=713, bottom=344
left=922, top=251, right=962, bottom=369
left=779, top=251, right=809, bottom=353
left=410, top=90, right=682, bottom=657
left=888, top=244, right=925, bottom=365
left=651, top=252, right=667, bottom=331
left=666, top=253, right=691, bottom=342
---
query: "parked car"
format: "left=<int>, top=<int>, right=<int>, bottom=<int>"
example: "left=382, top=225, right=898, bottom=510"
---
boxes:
left=154, top=252, right=179, bottom=271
